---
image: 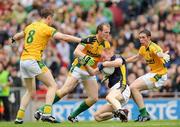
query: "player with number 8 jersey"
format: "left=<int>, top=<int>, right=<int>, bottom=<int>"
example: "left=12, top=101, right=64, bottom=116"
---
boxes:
left=10, top=8, right=95, bottom=124
left=21, top=21, right=56, bottom=61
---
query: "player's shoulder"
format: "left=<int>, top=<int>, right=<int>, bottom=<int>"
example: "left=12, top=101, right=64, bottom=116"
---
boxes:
left=139, top=45, right=145, bottom=51
left=149, top=42, right=162, bottom=50
left=150, top=42, right=159, bottom=47
left=25, top=21, right=40, bottom=29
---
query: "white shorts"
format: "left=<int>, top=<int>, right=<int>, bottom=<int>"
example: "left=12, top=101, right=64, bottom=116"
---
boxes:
left=20, top=60, right=48, bottom=78
left=138, top=72, right=167, bottom=89
left=70, top=66, right=96, bottom=81
left=110, top=83, right=130, bottom=106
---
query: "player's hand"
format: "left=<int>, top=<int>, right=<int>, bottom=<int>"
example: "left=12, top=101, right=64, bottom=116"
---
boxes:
left=97, top=62, right=104, bottom=71
left=78, top=55, right=95, bottom=66
left=84, top=55, right=95, bottom=66
left=163, top=51, right=170, bottom=63
left=8, top=37, right=16, bottom=45
left=101, top=75, right=108, bottom=83
left=81, top=36, right=96, bottom=44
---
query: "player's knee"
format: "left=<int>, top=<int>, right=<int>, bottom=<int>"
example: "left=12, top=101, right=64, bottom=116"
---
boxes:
left=47, top=81, right=58, bottom=89
left=106, top=95, right=113, bottom=102
left=94, top=114, right=102, bottom=122
left=130, top=85, right=138, bottom=91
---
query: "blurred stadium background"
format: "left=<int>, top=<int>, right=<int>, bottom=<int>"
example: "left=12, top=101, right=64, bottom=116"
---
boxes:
left=0, top=0, right=179, bottom=124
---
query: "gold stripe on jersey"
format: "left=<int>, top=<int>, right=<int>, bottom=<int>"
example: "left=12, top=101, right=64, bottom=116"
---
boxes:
left=21, top=20, right=56, bottom=61
left=120, top=64, right=127, bottom=86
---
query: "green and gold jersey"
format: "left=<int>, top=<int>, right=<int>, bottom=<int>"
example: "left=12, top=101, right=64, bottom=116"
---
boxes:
left=72, top=35, right=111, bottom=70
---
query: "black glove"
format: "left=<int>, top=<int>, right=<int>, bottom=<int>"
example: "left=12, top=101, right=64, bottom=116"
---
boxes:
left=81, top=36, right=96, bottom=44
left=97, top=62, right=104, bottom=71
left=11, top=37, right=16, bottom=43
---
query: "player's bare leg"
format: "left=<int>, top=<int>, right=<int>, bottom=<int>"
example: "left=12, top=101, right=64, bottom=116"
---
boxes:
left=68, top=79, right=99, bottom=122
left=37, top=70, right=57, bottom=105
left=34, top=74, right=78, bottom=121
left=15, top=78, right=36, bottom=124
left=36, top=70, right=58, bottom=122
left=106, top=89, right=128, bottom=122
left=130, top=78, right=150, bottom=121
left=106, top=89, right=124, bottom=110
left=83, top=79, right=99, bottom=106
left=56, top=75, right=78, bottom=99
left=94, top=104, right=114, bottom=122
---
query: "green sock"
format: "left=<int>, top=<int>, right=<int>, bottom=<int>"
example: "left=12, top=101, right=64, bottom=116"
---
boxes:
left=43, top=104, right=52, bottom=114
left=53, top=94, right=60, bottom=104
left=70, top=101, right=90, bottom=118
left=139, top=107, right=149, bottom=117
left=38, top=95, right=60, bottom=112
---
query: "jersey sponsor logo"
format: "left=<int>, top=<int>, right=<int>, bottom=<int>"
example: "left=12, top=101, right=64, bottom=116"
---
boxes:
left=87, top=50, right=101, bottom=57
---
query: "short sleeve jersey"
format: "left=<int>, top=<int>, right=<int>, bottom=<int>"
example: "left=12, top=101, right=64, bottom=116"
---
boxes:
left=21, top=21, right=56, bottom=61
left=138, top=42, right=167, bottom=75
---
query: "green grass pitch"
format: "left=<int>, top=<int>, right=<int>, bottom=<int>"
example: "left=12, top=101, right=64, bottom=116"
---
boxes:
left=0, top=120, right=180, bottom=127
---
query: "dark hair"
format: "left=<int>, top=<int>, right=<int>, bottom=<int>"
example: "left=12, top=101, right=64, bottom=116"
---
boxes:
left=39, top=8, right=54, bottom=18
left=96, top=23, right=110, bottom=34
left=139, top=29, right=151, bottom=37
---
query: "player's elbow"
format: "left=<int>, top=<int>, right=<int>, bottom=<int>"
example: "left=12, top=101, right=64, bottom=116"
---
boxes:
left=106, top=95, right=111, bottom=102
left=53, top=32, right=62, bottom=40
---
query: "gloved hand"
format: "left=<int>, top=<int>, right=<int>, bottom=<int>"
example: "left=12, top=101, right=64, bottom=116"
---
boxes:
left=81, top=36, right=96, bottom=44
left=163, top=51, right=170, bottom=63
left=97, top=62, right=104, bottom=71
left=84, top=55, right=95, bottom=66
left=11, top=37, right=16, bottom=43
left=78, top=55, right=95, bottom=66
left=8, top=37, right=16, bottom=45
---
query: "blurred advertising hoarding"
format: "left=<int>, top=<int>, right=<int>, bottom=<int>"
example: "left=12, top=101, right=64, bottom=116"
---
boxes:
left=52, top=99, right=180, bottom=121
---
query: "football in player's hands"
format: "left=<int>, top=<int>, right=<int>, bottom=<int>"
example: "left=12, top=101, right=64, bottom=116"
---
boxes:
left=102, top=67, right=115, bottom=76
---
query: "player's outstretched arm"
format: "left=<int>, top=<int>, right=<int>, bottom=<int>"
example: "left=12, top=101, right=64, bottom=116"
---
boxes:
left=53, top=32, right=96, bottom=44
left=85, top=65, right=99, bottom=76
left=103, top=58, right=123, bottom=68
left=157, top=51, right=170, bottom=62
left=126, top=54, right=141, bottom=63
left=53, top=32, right=81, bottom=43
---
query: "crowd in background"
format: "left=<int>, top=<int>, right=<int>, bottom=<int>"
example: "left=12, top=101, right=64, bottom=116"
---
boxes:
left=0, top=0, right=179, bottom=104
